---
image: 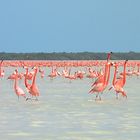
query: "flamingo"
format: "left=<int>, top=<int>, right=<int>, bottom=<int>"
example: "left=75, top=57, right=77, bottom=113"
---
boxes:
left=0, top=59, right=4, bottom=77
left=24, top=67, right=32, bottom=92
left=24, top=66, right=34, bottom=80
left=13, top=69, right=26, bottom=100
left=89, top=61, right=112, bottom=100
left=86, top=68, right=98, bottom=80
left=109, top=60, right=128, bottom=99
left=48, top=66, right=58, bottom=79
left=8, top=70, right=23, bottom=80
left=91, top=52, right=112, bottom=87
left=76, top=70, right=84, bottom=79
left=62, top=68, right=69, bottom=78
left=89, top=52, right=112, bottom=100
left=26, top=67, right=40, bottom=101
left=133, top=64, right=140, bottom=77
left=64, top=68, right=77, bottom=82
left=39, top=67, right=45, bottom=78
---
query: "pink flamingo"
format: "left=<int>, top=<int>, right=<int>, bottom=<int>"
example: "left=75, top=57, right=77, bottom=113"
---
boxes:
left=133, top=63, right=140, bottom=77
left=64, top=68, right=77, bottom=81
left=91, top=52, right=112, bottom=88
left=109, top=60, right=128, bottom=99
left=89, top=52, right=112, bottom=100
left=0, top=59, right=4, bottom=77
left=24, top=67, right=32, bottom=92
left=39, top=67, right=45, bottom=78
left=62, top=68, right=69, bottom=77
left=76, top=70, right=84, bottom=79
left=7, top=72, right=17, bottom=80
left=24, top=66, right=34, bottom=80
left=89, top=61, right=112, bottom=100
left=26, top=67, right=40, bottom=101
left=13, top=69, right=26, bottom=100
left=48, top=66, right=57, bottom=79
left=86, top=68, right=98, bottom=79
left=8, top=70, right=23, bottom=80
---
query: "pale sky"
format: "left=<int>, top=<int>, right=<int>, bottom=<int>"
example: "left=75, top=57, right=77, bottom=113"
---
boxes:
left=0, top=0, right=140, bottom=52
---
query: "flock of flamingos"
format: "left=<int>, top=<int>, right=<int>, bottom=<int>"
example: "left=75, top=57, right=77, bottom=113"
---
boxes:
left=0, top=52, right=140, bottom=101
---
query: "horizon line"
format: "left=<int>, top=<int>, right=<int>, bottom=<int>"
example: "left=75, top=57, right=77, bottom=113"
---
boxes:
left=0, top=51, right=139, bottom=53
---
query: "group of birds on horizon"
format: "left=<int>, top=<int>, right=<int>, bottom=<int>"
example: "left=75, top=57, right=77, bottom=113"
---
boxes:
left=0, top=52, right=140, bottom=101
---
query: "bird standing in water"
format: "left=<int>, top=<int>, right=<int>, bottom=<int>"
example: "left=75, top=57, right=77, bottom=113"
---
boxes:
left=13, top=69, right=26, bottom=100
left=109, top=60, right=128, bottom=99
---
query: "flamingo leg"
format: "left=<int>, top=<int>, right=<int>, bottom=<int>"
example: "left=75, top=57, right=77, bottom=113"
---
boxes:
left=95, top=94, right=98, bottom=101
left=124, top=94, right=127, bottom=99
left=99, top=94, right=101, bottom=100
left=116, top=93, right=119, bottom=99
left=26, top=97, right=32, bottom=101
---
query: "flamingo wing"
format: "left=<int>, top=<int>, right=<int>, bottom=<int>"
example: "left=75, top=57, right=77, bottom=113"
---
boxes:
left=15, top=87, right=26, bottom=97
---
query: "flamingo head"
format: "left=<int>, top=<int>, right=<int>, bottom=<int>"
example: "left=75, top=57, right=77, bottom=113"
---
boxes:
left=125, top=60, right=128, bottom=64
left=111, top=62, right=118, bottom=67
left=15, top=69, right=18, bottom=73
left=107, top=61, right=113, bottom=66
left=32, top=66, right=38, bottom=72
left=110, top=62, right=114, bottom=66
left=107, top=52, right=113, bottom=62
left=23, top=66, right=28, bottom=69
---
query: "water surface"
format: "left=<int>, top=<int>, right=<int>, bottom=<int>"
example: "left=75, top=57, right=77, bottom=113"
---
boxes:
left=0, top=67, right=140, bottom=140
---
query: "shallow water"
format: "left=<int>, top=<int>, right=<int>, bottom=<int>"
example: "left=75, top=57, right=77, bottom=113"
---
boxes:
left=0, top=67, right=140, bottom=140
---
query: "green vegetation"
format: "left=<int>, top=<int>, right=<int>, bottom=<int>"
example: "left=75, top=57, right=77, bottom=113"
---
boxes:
left=0, top=52, right=140, bottom=60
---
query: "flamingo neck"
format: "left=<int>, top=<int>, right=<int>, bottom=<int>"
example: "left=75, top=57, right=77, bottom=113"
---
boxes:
left=69, top=68, right=71, bottom=75
left=105, top=63, right=111, bottom=86
left=0, top=60, right=3, bottom=72
left=14, top=75, right=18, bottom=90
left=104, top=52, right=112, bottom=85
left=24, top=68, right=30, bottom=88
left=52, top=66, right=54, bottom=73
left=25, top=76, right=30, bottom=88
left=137, top=65, right=140, bottom=72
left=123, top=62, right=127, bottom=85
left=103, top=62, right=109, bottom=84
left=31, top=68, right=37, bottom=86
left=107, top=53, right=111, bottom=62
left=0, top=67, right=1, bottom=74
left=113, top=66, right=117, bottom=86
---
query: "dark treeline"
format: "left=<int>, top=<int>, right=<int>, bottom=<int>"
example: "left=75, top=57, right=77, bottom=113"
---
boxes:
left=0, top=51, right=140, bottom=60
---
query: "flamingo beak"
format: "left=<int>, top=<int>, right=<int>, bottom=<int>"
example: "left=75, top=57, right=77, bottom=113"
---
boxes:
left=110, top=62, right=114, bottom=66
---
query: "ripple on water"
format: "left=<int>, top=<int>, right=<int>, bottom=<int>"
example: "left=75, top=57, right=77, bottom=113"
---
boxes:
left=8, top=132, right=32, bottom=136
left=30, top=120, right=45, bottom=127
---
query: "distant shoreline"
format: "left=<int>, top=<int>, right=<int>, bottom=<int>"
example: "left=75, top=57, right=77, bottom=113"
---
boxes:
left=0, top=52, right=140, bottom=60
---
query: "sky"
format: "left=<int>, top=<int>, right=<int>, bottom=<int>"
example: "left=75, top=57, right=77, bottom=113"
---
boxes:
left=0, top=0, right=140, bottom=53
